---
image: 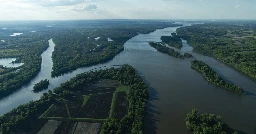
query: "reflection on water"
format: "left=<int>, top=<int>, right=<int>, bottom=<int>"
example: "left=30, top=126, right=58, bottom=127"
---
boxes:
left=0, top=24, right=256, bottom=134
left=10, top=33, right=23, bottom=37
left=0, top=58, right=23, bottom=67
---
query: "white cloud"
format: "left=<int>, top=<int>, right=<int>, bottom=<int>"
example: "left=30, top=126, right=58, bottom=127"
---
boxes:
left=20, top=0, right=94, bottom=7
left=235, top=5, right=240, bottom=8
left=73, top=4, right=97, bottom=11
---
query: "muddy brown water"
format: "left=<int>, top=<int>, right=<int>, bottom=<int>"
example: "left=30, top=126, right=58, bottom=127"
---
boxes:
left=0, top=23, right=256, bottom=134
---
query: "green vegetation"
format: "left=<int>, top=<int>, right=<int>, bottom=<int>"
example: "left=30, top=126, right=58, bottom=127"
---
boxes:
left=82, top=95, right=90, bottom=106
left=0, top=21, right=180, bottom=99
left=177, top=22, right=256, bottom=79
left=184, top=53, right=193, bottom=58
left=186, top=109, right=238, bottom=134
left=149, top=42, right=184, bottom=58
left=191, top=60, right=245, bottom=95
left=0, top=33, right=49, bottom=100
left=0, top=66, right=22, bottom=76
left=51, top=22, right=181, bottom=77
left=109, top=86, right=129, bottom=119
left=161, top=33, right=182, bottom=49
left=33, top=79, right=50, bottom=93
left=0, top=65, right=148, bottom=134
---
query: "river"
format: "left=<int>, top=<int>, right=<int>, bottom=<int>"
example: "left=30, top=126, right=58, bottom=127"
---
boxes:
left=0, top=23, right=256, bottom=134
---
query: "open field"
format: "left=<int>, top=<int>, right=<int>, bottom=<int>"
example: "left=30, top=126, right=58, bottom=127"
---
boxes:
left=54, top=121, right=76, bottom=134
left=44, top=101, right=69, bottom=118
left=80, top=93, right=113, bottom=119
left=113, top=92, right=128, bottom=119
left=74, top=122, right=101, bottom=134
left=37, top=120, right=62, bottom=134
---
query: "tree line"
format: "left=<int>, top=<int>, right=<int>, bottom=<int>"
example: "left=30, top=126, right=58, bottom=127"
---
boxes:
left=149, top=42, right=184, bottom=58
left=191, top=60, right=245, bottom=95
left=186, top=109, right=238, bottom=134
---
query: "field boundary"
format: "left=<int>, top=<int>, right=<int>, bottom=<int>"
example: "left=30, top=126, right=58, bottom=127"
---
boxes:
left=41, top=117, right=106, bottom=123
left=109, top=92, right=118, bottom=118
left=39, top=104, right=54, bottom=119
left=109, top=85, right=129, bottom=118
left=82, top=95, right=90, bottom=107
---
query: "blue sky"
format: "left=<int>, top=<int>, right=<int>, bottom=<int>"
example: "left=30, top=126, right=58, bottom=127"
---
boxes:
left=0, top=0, right=255, bottom=20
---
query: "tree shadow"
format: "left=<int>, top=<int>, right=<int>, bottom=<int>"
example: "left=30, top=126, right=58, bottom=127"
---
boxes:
left=137, top=71, right=161, bottom=134
left=244, top=91, right=256, bottom=96
left=210, top=67, right=256, bottom=97
left=233, top=128, right=248, bottom=134
left=143, top=86, right=161, bottom=134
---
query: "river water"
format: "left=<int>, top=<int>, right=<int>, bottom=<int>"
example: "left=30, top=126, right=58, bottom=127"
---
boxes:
left=0, top=58, right=23, bottom=67
left=0, top=23, right=256, bottom=134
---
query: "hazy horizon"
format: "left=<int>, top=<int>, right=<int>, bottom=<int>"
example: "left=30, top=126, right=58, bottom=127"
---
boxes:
left=0, top=0, right=255, bottom=20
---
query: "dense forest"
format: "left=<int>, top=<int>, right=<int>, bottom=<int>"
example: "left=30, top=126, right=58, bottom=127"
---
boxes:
left=0, top=32, right=50, bottom=100
left=191, top=60, right=245, bottom=95
left=0, top=65, right=148, bottom=134
left=161, top=33, right=182, bottom=49
left=184, top=53, right=193, bottom=58
left=176, top=22, right=256, bottom=79
left=149, top=42, right=184, bottom=58
left=51, top=22, right=181, bottom=77
left=33, top=79, right=50, bottom=93
left=186, top=109, right=238, bottom=134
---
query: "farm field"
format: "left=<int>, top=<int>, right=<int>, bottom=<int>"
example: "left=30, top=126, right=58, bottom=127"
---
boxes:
left=37, top=120, right=62, bottom=134
left=0, top=65, right=148, bottom=134
left=73, top=122, right=101, bottom=134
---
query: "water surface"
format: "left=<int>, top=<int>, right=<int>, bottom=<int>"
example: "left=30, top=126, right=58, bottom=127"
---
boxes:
left=0, top=58, right=23, bottom=67
left=10, top=33, right=23, bottom=36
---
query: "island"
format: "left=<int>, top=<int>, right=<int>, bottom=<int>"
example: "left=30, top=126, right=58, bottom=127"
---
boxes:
left=161, top=33, right=182, bottom=49
left=191, top=60, right=245, bottom=95
left=186, top=109, right=238, bottom=134
left=149, top=42, right=184, bottom=58
left=0, top=65, right=148, bottom=134
left=184, top=53, right=193, bottom=58
left=33, top=79, right=50, bottom=93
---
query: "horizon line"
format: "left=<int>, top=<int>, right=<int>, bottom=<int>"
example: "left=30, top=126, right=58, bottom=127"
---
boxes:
left=0, top=19, right=256, bottom=22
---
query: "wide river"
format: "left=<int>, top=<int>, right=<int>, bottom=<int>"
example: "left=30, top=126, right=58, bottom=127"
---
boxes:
left=0, top=23, right=256, bottom=134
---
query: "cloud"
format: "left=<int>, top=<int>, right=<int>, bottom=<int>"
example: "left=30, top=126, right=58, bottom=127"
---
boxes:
left=20, top=0, right=95, bottom=7
left=84, top=4, right=97, bottom=11
left=235, top=5, right=240, bottom=8
left=73, top=4, right=97, bottom=11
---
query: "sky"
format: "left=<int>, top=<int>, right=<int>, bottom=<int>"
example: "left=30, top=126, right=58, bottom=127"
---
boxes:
left=0, top=0, right=255, bottom=20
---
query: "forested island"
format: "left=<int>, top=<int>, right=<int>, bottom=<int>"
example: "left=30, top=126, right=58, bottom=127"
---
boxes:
left=184, top=53, right=193, bottom=58
left=191, top=60, right=245, bottom=95
left=177, top=22, right=256, bottom=80
left=161, top=33, right=182, bottom=49
left=186, top=109, right=238, bottom=134
left=149, top=42, right=184, bottom=58
left=0, top=65, right=148, bottom=134
left=33, top=79, right=50, bottom=93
